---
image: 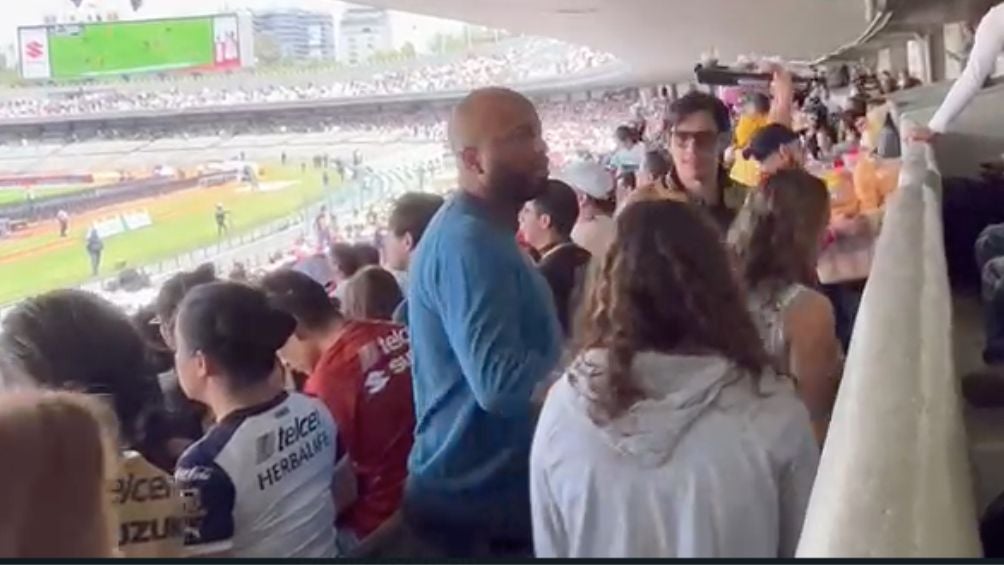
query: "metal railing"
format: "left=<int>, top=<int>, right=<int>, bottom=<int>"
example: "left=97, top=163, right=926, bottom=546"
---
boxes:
left=796, top=131, right=981, bottom=557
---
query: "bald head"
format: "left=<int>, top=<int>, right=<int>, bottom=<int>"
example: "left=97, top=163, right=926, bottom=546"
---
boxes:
left=449, top=87, right=550, bottom=208
left=450, top=87, right=539, bottom=152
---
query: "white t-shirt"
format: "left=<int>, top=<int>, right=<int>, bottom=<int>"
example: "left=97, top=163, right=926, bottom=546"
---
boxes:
left=571, top=215, right=615, bottom=260
left=531, top=350, right=818, bottom=558
left=929, top=3, right=1004, bottom=132
left=175, top=392, right=338, bottom=558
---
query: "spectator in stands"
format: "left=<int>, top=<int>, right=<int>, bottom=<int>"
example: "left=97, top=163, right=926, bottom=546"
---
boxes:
left=621, top=149, right=679, bottom=211
left=0, top=391, right=117, bottom=558
left=878, top=70, right=897, bottom=94
left=330, top=242, right=363, bottom=303
left=729, top=169, right=842, bottom=443
left=561, top=160, right=617, bottom=259
left=614, top=171, right=637, bottom=209
left=530, top=200, right=818, bottom=558
left=154, top=264, right=217, bottom=441
left=664, top=91, right=746, bottom=231
left=383, top=192, right=445, bottom=293
left=229, top=261, right=249, bottom=282
left=354, top=243, right=381, bottom=268
left=341, top=266, right=404, bottom=321
left=743, top=123, right=807, bottom=180
left=329, top=242, right=360, bottom=277
left=896, top=70, right=922, bottom=91
left=608, top=125, right=646, bottom=174
left=0, top=290, right=186, bottom=557
left=132, top=304, right=175, bottom=378
left=315, top=206, right=333, bottom=251
left=730, top=93, right=772, bottom=185
left=962, top=224, right=1004, bottom=408
left=86, top=227, right=104, bottom=277
left=406, top=87, right=562, bottom=556
left=737, top=93, right=772, bottom=146
left=639, top=148, right=672, bottom=191
left=172, top=282, right=340, bottom=558
left=518, top=179, right=592, bottom=337
left=260, top=269, right=413, bottom=552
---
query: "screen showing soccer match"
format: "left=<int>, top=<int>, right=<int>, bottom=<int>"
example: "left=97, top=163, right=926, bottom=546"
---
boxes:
left=18, top=15, right=242, bottom=80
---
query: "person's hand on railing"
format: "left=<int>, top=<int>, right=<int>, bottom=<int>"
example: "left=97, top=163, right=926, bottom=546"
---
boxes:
left=907, top=126, right=940, bottom=143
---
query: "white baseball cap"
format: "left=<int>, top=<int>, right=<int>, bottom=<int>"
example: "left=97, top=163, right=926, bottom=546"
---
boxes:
left=557, top=161, right=614, bottom=200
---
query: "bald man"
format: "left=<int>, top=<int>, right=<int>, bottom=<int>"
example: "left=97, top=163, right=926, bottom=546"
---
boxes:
left=403, top=88, right=562, bottom=556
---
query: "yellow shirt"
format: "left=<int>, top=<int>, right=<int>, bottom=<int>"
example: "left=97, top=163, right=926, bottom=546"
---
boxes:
left=730, top=114, right=769, bottom=188
left=734, top=113, right=769, bottom=149
left=110, top=451, right=185, bottom=558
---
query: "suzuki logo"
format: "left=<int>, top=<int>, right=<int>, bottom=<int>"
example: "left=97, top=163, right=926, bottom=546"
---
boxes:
left=25, top=41, right=44, bottom=59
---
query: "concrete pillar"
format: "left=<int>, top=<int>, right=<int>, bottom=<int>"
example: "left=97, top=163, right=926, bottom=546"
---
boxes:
left=944, top=22, right=969, bottom=80
left=890, top=42, right=910, bottom=73
left=907, top=38, right=930, bottom=83
left=877, top=48, right=893, bottom=74
left=861, top=52, right=880, bottom=74
left=928, top=27, right=947, bottom=83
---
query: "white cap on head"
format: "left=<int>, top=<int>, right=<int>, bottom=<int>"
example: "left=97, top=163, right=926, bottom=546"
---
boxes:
left=557, top=161, right=614, bottom=200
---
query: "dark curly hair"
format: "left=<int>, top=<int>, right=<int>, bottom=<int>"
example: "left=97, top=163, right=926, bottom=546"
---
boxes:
left=727, top=168, right=831, bottom=298
left=575, top=199, right=769, bottom=422
left=0, top=289, right=176, bottom=470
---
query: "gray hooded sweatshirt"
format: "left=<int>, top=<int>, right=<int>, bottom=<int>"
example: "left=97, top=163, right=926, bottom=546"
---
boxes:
left=530, top=349, right=818, bottom=558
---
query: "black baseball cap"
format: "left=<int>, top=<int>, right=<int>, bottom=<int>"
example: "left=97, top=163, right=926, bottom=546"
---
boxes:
left=743, top=123, right=800, bottom=162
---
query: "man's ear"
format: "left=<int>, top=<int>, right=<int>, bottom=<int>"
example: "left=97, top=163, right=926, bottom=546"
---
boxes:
left=459, top=147, right=484, bottom=175
left=403, top=232, right=415, bottom=253
left=194, top=350, right=213, bottom=381
left=540, top=213, right=554, bottom=231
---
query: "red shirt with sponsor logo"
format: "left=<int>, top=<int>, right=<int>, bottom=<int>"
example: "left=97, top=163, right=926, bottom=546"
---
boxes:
left=305, top=319, right=414, bottom=539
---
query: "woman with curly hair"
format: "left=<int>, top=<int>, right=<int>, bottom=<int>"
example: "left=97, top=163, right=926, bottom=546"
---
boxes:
left=728, top=169, right=843, bottom=444
left=530, top=199, right=818, bottom=558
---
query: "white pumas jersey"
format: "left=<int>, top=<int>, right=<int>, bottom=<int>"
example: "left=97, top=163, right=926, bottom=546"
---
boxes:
left=175, top=392, right=339, bottom=558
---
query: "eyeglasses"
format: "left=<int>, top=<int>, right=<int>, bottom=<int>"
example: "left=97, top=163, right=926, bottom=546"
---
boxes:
left=669, top=129, right=721, bottom=151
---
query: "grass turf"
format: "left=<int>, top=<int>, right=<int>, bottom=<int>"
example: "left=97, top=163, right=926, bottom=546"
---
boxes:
left=0, top=185, right=93, bottom=206
left=0, top=165, right=332, bottom=305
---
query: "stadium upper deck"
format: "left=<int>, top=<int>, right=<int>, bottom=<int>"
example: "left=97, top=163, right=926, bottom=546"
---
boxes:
left=0, top=36, right=623, bottom=124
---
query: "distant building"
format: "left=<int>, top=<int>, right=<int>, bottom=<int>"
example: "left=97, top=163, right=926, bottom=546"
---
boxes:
left=339, top=6, right=392, bottom=65
left=254, top=9, right=336, bottom=61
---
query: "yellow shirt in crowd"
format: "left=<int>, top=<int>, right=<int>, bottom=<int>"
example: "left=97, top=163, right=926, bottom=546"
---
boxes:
left=110, top=451, right=186, bottom=558
left=730, top=113, right=769, bottom=188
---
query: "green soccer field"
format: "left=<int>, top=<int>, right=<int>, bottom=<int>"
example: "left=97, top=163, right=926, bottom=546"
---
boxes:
left=0, top=185, right=91, bottom=207
left=48, top=17, right=215, bottom=78
left=0, top=166, right=333, bottom=306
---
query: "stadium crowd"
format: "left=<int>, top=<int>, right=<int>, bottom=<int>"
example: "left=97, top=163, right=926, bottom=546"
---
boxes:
left=7, top=49, right=991, bottom=557
left=0, top=39, right=617, bottom=120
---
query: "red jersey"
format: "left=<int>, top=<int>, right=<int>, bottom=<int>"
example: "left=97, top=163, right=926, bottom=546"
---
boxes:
left=305, top=319, right=414, bottom=539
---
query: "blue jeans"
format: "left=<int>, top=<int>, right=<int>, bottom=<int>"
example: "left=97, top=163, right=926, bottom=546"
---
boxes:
left=976, top=224, right=1004, bottom=364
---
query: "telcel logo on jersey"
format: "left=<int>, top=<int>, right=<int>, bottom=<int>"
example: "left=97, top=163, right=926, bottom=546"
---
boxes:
left=278, top=410, right=320, bottom=452
left=257, top=409, right=331, bottom=491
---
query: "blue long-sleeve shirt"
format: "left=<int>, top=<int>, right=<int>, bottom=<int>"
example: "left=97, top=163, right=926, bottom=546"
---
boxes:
left=405, top=191, right=562, bottom=540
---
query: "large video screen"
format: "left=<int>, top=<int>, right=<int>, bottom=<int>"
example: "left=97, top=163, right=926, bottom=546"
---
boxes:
left=19, top=15, right=241, bottom=80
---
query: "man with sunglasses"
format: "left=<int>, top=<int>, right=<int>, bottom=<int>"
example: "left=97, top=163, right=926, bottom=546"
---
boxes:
left=663, top=91, right=748, bottom=232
